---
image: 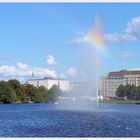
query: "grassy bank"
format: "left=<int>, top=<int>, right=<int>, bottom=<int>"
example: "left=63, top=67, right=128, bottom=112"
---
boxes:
left=99, top=100, right=140, bottom=104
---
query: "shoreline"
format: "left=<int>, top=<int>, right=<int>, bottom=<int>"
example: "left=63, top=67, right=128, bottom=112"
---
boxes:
left=0, top=100, right=140, bottom=105
left=99, top=100, right=140, bottom=104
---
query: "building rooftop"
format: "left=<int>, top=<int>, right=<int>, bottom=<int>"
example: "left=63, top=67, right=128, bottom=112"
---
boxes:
left=28, top=76, right=67, bottom=81
left=125, top=70, right=140, bottom=75
left=43, top=77, right=55, bottom=80
left=108, top=70, right=126, bottom=78
left=108, top=70, right=140, bottom=78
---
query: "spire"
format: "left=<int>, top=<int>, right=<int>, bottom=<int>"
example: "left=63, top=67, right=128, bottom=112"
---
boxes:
left=32, top=71, right=35, bottom=79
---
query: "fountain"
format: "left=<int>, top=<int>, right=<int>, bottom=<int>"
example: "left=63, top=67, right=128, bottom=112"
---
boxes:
left=76, top=13, right=109, bottom=108
left=59, top=13, right=109, bottom=110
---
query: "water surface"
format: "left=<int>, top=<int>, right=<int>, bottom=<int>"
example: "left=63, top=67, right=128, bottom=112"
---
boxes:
left=0, top=103, right=139, bottom=137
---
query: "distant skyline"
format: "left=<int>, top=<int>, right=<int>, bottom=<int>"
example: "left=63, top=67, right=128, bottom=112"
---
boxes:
left=0, top=3, right=140, bottom=82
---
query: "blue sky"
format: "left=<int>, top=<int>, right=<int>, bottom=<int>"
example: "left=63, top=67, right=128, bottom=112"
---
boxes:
left=0, top=3, right=140, bottom=82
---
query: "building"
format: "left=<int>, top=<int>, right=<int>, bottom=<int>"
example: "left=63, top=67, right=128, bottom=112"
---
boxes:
left=27, top=77, right=70, bottom=92
left=99, top=70, right=140, bottom=97
left=99, top=76, right=108, bottom=96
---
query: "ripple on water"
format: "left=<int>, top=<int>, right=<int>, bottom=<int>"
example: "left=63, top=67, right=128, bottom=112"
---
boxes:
left=0, top=103, right=139, bottom=137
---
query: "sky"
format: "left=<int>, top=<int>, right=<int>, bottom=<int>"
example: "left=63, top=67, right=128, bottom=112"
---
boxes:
left=0, top=3, right=140, bottom=82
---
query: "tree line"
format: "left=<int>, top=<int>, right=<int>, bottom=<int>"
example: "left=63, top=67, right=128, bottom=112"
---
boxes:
left=116, top=84, right=140, bottom=100
left=0, top=79, right=62, bottom=104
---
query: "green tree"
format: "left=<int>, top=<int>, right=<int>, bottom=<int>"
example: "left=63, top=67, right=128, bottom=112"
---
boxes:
left=116, top=85, right=126, bottom=97
left=32, top=91, right=43, bottom=103
left=38, top=86, right=50, bottom=102
left=136, top=85, right=140, bottom=99
left=24, top=84, right=38, bottom=102
left=8, top=79, right=25, bottom=102
left=125, top=84, right=137, bottom=99
left=116, top=84, right=140, bottom=100
left=0, top=81, right=18, bottom=103
left=132, top=85, right=138, bottom=99
left=49, top=85, right=61, bottom=103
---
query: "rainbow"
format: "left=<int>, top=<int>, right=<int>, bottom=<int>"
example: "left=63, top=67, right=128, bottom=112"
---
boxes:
left=87, top=14, right=109, bottom=58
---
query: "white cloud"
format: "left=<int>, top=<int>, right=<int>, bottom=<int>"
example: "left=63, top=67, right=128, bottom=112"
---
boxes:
left=104, top=33, right=137, bottom=43
left=59, top=68, right=77, bottom=79
left=0, top=65, right=15, bottom=76
left=17, top=62, right=28, bottom=70
left=105, top=16, right=140, bottom=43
left=0, top=62, right=77, bottom=82
left=66, top=68, right=77, bottom=78
left=68, top=16, right=140, bottom=44
left=46, top=55, right=57, bottom=65
left=116, top=51, right=133, bottom=59
left=66, top=34, right=88, bottom=45
left=104, top=33, right=121, bottom=43
left=33, top=67, right=56, bottom=78
left=125, top=16, right=140, bottom=34
left=105, top=33, right=137, bottom=43
left=0, top=62, right=57, bottom=82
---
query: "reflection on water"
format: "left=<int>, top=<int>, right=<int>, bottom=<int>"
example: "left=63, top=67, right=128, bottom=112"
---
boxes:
left=0, top=103, right=139, bottom=137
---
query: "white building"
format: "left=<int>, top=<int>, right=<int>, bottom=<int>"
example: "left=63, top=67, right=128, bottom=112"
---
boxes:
left=27, top=77, right=70, bottom=92
left=99, top=76, right=108, bottom=96
left=99, top=70, right=140, bottom=97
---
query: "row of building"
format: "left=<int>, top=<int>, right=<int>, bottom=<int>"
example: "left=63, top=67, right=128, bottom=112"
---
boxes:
left=27, top=76, right=86, bottom=94
left=99, top=69, right=140, bottom=97
left=28, top=69, right=140, bottom=98
left=27, top=77, right=70, bottom=91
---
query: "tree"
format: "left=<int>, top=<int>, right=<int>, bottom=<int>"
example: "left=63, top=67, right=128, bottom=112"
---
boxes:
left=49, top=85, right=61, bottom=103
left=125, top=84, right=137, bottom=99
left=8, top=79, right=25, bottom=101
left=32, top=91, right=43, bottom=103
left=136, top=85, right=140, bottom=99
left=38, top=86, right=50, bottom=103
left=116, top=84, right=139, bottom=100
left=24, top=84, right=38, bottom=102
left=116, top=85, right=126, bottom=97
left=131, top=85, right=138, bottom=99
left=0, top=81, right=18, bottom=103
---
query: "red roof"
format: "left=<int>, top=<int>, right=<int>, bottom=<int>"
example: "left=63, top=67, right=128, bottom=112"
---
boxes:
left=108, top=70, right=126, bottom=78
left=108, top=70, right=140, bottom=78
left=125, top=70, right=140, bottom=75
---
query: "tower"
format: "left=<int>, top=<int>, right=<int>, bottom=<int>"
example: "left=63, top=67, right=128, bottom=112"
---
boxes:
left=32, top=71, right=35, bottom=79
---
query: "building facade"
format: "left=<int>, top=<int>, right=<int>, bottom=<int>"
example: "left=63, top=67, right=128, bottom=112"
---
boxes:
left=27, top=77, right=70, bottom=92
left=99, top=70, right=140, bottom=97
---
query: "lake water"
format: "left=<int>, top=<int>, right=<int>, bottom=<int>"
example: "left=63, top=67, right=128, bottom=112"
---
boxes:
left=0, top=103, right=140, bottom=137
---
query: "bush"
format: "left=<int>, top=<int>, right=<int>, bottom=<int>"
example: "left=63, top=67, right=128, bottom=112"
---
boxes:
left=0, top=80, right=62, bottom=104
left=116, top=84, right=140, bottom=100
left=0, top=81, right=18, bottom=103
